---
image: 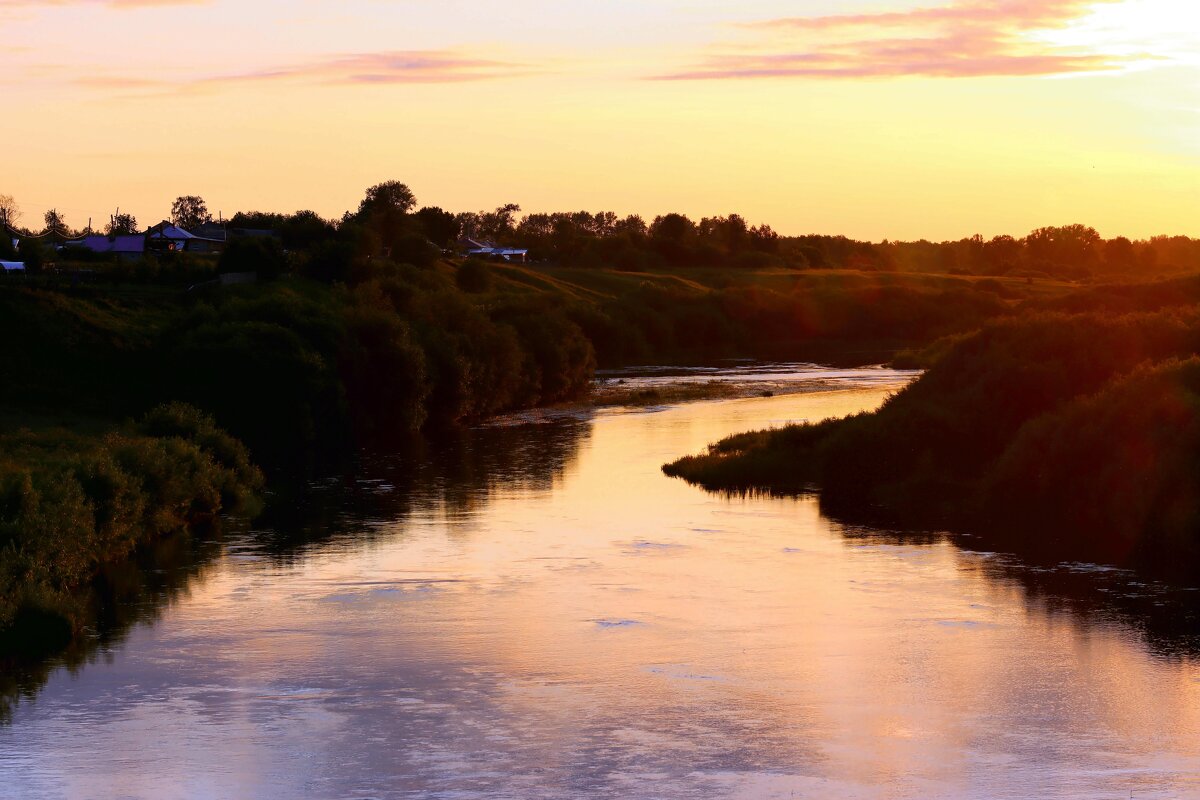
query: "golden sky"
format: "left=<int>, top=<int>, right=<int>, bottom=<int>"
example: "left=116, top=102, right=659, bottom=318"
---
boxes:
left=1, top=0, right=1197, bottom=240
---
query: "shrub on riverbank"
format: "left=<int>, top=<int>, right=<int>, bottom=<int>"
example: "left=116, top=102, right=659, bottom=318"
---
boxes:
left=981, top=358, right=1200, bottom=565
left=665, top=308, right=1200, bottom=572
left=0, top=405, right=263, bottom=655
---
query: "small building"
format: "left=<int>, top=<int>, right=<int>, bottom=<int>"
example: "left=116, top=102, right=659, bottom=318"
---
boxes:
left=63, top=234, right=146, bottom=261
left=468, top=246, right=529, bottom=263
left=147, top=221, right=226, bottom=255
left=460, top=238, right=529, bottom=263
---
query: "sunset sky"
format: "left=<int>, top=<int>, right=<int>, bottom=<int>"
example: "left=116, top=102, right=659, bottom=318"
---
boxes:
left=1, top=0, right=1197, bottom=240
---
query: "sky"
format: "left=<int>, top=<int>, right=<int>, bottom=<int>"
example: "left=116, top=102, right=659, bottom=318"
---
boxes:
left=0, top=0, right=1197, bottom=240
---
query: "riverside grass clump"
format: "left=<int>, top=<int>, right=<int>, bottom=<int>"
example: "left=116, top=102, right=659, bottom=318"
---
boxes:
left=665, top=308, right=1200, bottom=574
left=0, top=404, right=263, bottom=656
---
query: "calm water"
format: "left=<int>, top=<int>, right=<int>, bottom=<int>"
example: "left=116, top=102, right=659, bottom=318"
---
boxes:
left=3, top=366, right=1200, bottom=800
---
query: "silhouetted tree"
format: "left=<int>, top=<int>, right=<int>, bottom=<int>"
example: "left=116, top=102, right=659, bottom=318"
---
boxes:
left=358, top=181, right=416, bottom=218
left=414, top=206, right=460, bottom=246
left=0, top=194, right=19, bottom=229
left=171, top=196, right=211, bottom=230
left=228, top=210, right=335, bottom=251
left=983, top=235, right=1022, bottom=274
left=1025, top=224, right=1101, bottom=276
left=750, top=224, right=780, bottom=253
left=699, top=214, right=750, bottom=254
left=613, top=215, right=648, bottom=238
left=649, top=213, right=697, bottom=264
left=107, top=213, right=139, bottom=235
left=1104, top=236, right=1136, bottom=272
left=465, top=204, right=521, bottom=242
left=43, top=209, right=68, bottom=237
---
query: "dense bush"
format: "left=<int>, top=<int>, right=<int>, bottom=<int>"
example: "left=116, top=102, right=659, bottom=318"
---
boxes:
left=982, top=358, right=1200, bottom=564
left=666, top=308, right=1200, bottom=574
left=219, top=236, right=288, bottom=279
left=0, top=405, right=262, bottom=654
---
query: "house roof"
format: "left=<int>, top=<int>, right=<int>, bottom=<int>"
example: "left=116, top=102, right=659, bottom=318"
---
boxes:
left=148, top=223, right=195, bottom=240
left=67, top=234, right=146, bottom=254
left=468, top=247, right=528, bottom=256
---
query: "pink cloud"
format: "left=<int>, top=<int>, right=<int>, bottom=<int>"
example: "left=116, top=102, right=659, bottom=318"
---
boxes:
left=69, top=51, right=531, bottom=95
left=746, top=0, right=1111, bottom=31
left=658, top=0, right=1128, bottom=80
left=226, top=52, right=530, bottom=86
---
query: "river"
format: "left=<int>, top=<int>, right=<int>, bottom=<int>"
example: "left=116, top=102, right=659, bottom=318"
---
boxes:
left=2, top=365, right=1199, bottom=799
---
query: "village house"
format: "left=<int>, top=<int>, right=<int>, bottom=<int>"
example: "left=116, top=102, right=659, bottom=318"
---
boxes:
left=146, top=221, right=226, bottom=255
left=460, top=237, right=529, bottom=263
left=63, top=233, right=147, bottom=261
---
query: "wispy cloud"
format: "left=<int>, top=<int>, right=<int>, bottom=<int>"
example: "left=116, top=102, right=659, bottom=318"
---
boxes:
left=224, top=51, right=530, bottom=86
left=745, top=0, right=1110, bottom=32
left=658, top=0, right=1133, bottom=80
left=66, top=50, right=531, bottom=95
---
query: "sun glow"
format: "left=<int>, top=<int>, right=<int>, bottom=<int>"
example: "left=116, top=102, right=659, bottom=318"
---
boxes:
left=1, top=0, right=1197, bottom=239
left=1030, top=0, right=1200, bottom=68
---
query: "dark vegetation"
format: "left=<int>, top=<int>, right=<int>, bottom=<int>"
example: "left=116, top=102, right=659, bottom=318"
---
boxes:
left=666, top=278, right=1200, bottom=578
left=0, top=404, right=261, bottom=658
left=9, top=186, right=1200, bottom=283
left=3, top=180, right=1200, bottom=662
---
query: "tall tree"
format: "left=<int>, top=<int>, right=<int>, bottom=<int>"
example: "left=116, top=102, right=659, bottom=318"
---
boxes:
left=43, top=208, right=68, bottom=237
left=414, top=206, right=460, bottom=247
left=1025, top=224, right=1101, bottom=273
left=0, top=194, right=19, bottom=229
left=171, top=195, right=211, bottom=230
left=107, top=212, right=139, bottom=235
left=357, top=181, right=416, bottom=218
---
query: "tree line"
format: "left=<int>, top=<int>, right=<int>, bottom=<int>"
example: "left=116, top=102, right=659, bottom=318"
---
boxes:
left=3, top=184, right=1197, bottom=281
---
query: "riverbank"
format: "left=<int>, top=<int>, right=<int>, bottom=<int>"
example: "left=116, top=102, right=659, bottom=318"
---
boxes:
left=664, top=304, right=1200, bottom=579
left=0, top=404, right=262, bottom=661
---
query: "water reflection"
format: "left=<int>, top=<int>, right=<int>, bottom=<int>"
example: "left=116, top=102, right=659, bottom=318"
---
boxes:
left=0, top=530, right=224, bottom=724
left=0, top=418, right=591, bottom=723
left=830, top=521, right=1200, bottom=660
left=2, top=377, right=1199, bottom=800
left=252, top=418, right=591, bottom=558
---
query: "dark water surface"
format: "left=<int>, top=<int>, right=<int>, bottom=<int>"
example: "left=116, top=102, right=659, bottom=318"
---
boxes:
left=2, top=366, right=1200, bottom=799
